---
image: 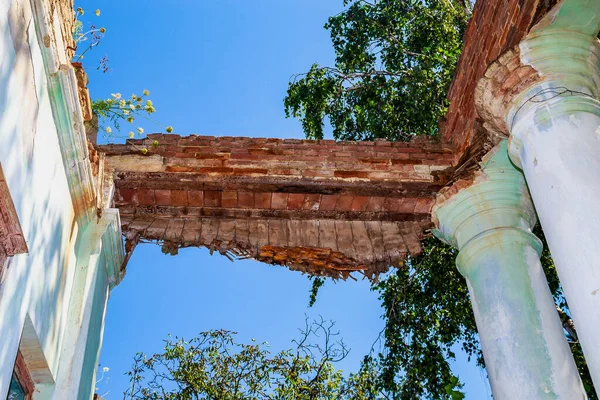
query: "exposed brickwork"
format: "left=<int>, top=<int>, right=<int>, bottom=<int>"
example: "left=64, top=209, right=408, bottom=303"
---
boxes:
left=441, top=0, right=556, bottom=154
left=121, top=216, right=423, bottom=279
left=73, top=62, right=93, bottom=123
left=0, top=165, right=27, bottom=268
left=101, top=135, right=452, bottom=278
left=50, top=0, right=76, bottom=60
left=475, top=47, right=541, bottom=138
left=99, top=0, right=562, bottom=279
left=102, top=134, right=454, bottom=182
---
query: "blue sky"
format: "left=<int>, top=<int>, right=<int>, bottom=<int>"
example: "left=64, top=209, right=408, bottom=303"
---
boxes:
left=76, top=1, right=491, bottom=398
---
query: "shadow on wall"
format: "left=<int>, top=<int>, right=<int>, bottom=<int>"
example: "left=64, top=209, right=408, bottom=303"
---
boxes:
left=0, top=0, right=82, bottom=391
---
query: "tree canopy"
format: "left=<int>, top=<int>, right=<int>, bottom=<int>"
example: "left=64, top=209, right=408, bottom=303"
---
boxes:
left=284, top=0, right=470, bottom=141
left=123, top=320, right=384, bottom=400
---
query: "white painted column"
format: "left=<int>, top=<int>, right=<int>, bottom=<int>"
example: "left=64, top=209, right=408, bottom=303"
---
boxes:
left=510, top=93, right=600, bottom=391
left=433, top=141, right=586, bottom=399
left=500, top=1, right=600, bottom=389
left=52, top=210, right=123, bottom=400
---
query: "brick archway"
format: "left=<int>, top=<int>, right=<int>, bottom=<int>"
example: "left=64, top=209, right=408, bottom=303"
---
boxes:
left=101, top=135, right=454, bottom=278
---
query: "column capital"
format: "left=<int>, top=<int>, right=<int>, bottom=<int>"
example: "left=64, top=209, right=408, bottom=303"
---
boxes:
left=432, top=141, right=538, bottom=271
left=475, top=0, right=600, bottom=168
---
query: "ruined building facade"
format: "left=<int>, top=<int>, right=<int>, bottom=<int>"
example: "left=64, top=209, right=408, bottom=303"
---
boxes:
left=2, top=0, right=600, bottom=399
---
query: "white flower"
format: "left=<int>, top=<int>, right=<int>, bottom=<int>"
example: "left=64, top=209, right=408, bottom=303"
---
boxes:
left=146, top=100, right=153, bottom=107
left=111, top=93, right=122, bottom=99
left=123, top=109, right=130, bottom=115
left=137, top=127, right=144, bottom=134
left=128, top=131, right=134, bottom=138
left=95, top=9, right=101, bottom=16
left=105, top=127, right=112, bottom=133
left=130, top=104, right=135, bottom=110
left=103, top=367, right=110, bottom=373
left=119, top=100, right=126, bottom=108
left=143, top=89, right=150, bottom=96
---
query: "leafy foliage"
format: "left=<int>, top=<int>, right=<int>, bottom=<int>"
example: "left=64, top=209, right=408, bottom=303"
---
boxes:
left=284, top=0, right=470, bottom=141
left=92, top=90, right=173, bottom=145
left=372, top=238, right=474, bottom=399
left=308, top=276, right=325, bottom=307
left=123, top=320, right=386, bottom=400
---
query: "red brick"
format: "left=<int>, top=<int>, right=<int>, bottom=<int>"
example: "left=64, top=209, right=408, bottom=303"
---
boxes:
left=335, top=195, right=354, bottom=211
left=187, top=190, right=204, bottom=206
left=238, top=192, right=254, bottom=208
left=165, top=166, right=196, bottom=173
left=138, top=189, right=155, bottom=205
left=171, top=190, right=188, bottom=206
left=334, top=170, right=368, bottom=179
left=270, top=168, right=301, bottom=176
left=351, top=196, right=370, bottom=212
left=319, top=195, right=339, bottom=211
left=271, top=193, right=288, bottom=209
left=359, top=158, right=390, bottom=164
left=119, top=188, right=137, bottom=204
left=287, top=193, right=305, bottom=210
left=397, top=198, right=418, bottom=213
left=183, top=146, right=216, bottom=153
left=222, top=191, right=238, bottom=208
left=194, top=153, right=228, bottom=160
left=366, top=196, right=386, bottom=212
left=414, top=198, right=434, bottom=214
left=198, top=167, right=234, bottom=174
left=203, top=191, right=222, bottom=207
left=255, top=192, right=272, bottom=209
left=154, top=190, right=172, bottom=206
left=383, top=198, right=402, bottom=212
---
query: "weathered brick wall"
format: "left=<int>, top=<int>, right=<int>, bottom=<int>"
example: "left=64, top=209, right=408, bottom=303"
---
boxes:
left=49, top=0, right=76, bottom=60
left=0, top=165, right=27, bottom=270
left=121, top=216, right=421, bottom=279
left=103, top=134, right=454, bottom=182
left=101, top=135, right=454, bottom=278
left=442, top=0, right=558, bottom=154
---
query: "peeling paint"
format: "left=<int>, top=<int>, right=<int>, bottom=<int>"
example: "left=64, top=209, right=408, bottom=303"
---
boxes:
left=432, top=141, right=586, bottom=399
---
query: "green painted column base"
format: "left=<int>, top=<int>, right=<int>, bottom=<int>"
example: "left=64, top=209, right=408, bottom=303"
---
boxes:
left=433, top=140, right=586, bottom=399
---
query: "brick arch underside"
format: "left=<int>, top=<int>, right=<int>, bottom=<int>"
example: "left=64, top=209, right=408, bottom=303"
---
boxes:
left=121, top=216, right=425, bottom=279
left=104, top=135, right=454, bottom=279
